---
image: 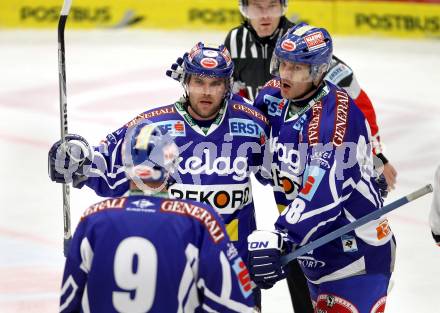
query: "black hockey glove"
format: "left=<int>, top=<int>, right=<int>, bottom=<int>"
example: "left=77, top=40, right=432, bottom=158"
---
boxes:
left=376, top=173, right=388, bottom=199
left=165, top=52, right=188, bottom=83
left=48, top=134, right=92, bottom=185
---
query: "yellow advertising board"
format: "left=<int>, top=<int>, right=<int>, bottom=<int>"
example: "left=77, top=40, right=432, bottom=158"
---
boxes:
left=0, top=0, right=439, bottom=38
left=336, top=1, right=440, bottom=38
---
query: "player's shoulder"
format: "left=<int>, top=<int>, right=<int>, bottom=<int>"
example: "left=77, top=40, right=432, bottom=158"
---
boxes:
left=124, top=103, right=178, bottom=128
left=159, top=198, right=227, bottom=244
left=318, top=82, right=367, bottom=144
left=80, top=197, right=128, bottom=222
left=228, top=94, right=270, bottom=127
left=256, top=78, right=284, bottom=104
left=326, top=55, right=354, bottom=85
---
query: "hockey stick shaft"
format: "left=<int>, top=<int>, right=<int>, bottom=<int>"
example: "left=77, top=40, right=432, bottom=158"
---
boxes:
left=280, top=184, right=433, bottom=265
left=58, top=0, right=73, bottom=257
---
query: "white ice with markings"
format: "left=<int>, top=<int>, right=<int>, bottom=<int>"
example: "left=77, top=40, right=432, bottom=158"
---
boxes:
left=0, top=30, right=439, bottom=312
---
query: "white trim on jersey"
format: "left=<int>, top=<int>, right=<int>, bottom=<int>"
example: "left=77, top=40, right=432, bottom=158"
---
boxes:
left=79, top=237, right=94, bottom=273
left=81, top=285, right=91, bottom=313
left=307, top=257, right=366, bottom=285
left=300, top=213, right=341, bottom=246
left=177, top=244, right=200, bottom=313
left=60, top=276, right=78, bottom=312
left=196, top=278, right=254, bottom=313
left=88, top=168, right=128, bottom=190
left=344, top=209, right=392, bottom=247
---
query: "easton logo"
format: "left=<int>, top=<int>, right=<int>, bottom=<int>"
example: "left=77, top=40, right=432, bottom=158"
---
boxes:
left=200, top=57, right=218, bottom=69
left=281, top=39, right=296, bottom=51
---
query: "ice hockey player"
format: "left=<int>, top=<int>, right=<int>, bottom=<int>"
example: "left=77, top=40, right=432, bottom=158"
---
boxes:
left=59, top=122, right=255, bottom=313
left=430, top=165, right=440, bottom=246
left=247, top=23, right=396, bottom=313
left=49, top=42, right=270, bottom=307
left=225, top=2, right=396, bottom=311
left=225, top=0, right=397, bottom=188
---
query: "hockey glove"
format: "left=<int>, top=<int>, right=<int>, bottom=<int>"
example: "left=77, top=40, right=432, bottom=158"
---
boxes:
left=376, top=173, right=388, bottom=199
left=247, top=230, right=291, bottom=289
left=166, top=52, right=188, bottom=83
left=48, top=134, right=92, bottom=185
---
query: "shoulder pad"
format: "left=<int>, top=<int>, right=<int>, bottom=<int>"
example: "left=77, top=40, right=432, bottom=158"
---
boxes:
left=81, top=197, right=127, bottom=221
left=125, top=105, right=176, bottom=128
left=326, top=61, right=353, bottom=85
left=229, top=101, right=269, bottom=126
left=160, top=199, right=226, bottom=243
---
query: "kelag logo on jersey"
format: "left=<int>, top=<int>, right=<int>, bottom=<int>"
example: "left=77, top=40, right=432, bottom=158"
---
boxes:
left=264, top=94, right=284, bottom=117
left=232, top=257, right=253, bottom=299
left=229, top=118, right=263, bottom=138
left=155, top=120, right=186, bottom=137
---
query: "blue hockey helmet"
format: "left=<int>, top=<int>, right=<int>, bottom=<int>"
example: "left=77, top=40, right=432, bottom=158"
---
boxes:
left=183, top=42, right=234, bottom=79
left=239, top=0, right=288, bottom=19
left=270, top=23, right=333, bottom=82
left=182, top=42, right=234, bottom=98
left=122, top=121, right=179, bottom=185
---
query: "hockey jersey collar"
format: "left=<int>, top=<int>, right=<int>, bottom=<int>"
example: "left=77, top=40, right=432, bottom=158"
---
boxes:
left=173, top=98, right=228, bottom=137
left=284, top=83, right=330, bottom=123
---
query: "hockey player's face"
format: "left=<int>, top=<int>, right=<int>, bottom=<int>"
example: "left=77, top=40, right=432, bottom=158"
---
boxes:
left=248, top=0, right=282, bottom=37
left=279, top=60, right=314, bottom=99
left=187, top=76, right=226, bottom=120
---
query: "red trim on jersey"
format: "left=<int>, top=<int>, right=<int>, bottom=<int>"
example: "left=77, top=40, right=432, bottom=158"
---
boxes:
left=353, top=89, right=379, bottom=138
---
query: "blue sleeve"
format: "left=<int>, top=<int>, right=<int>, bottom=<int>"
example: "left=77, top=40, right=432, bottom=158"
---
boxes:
left=252, top=122, right=273, bottom=186
left=197, top=215, right=255, bottom=312
left=275, top=98, right=382, bottom=246
left=76, top=124, right=130, bottom=197
left=60, top=221, right=90, bottom=312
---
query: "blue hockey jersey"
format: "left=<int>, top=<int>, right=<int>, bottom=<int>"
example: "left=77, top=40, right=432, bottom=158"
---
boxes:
left=77, top=95, right=270, bottom=262
left=255, top=79, right=396, bottom=284
left=60, top=195, right=255, bottom=312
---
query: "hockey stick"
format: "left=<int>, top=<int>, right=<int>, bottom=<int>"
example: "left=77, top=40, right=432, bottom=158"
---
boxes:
left=58, top=0, right=73, bottom=257
left=280, top=184, right=433, bottom=265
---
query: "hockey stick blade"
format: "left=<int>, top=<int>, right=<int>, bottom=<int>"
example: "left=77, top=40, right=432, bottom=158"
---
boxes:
left=280, top=184, right=433, bottom=265
left=58, top=0, right=73, bottom=257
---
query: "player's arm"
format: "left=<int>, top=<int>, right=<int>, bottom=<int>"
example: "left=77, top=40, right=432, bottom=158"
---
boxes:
left=430, top=166, right=440, bottom=245
left=326, top=56, right=397, bottom=189
left=48, top=122, right=134, bottom=197
left=59, top=221, right=91, bottom=312
left=196, top=214, right=255, bottom=312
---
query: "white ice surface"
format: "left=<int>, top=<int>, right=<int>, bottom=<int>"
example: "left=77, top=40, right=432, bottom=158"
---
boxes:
left=0, top=30, right=439, bottom=312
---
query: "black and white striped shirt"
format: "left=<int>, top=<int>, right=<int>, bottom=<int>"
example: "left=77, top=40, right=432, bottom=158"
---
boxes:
left=224, top=17, right=292, bottom=101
